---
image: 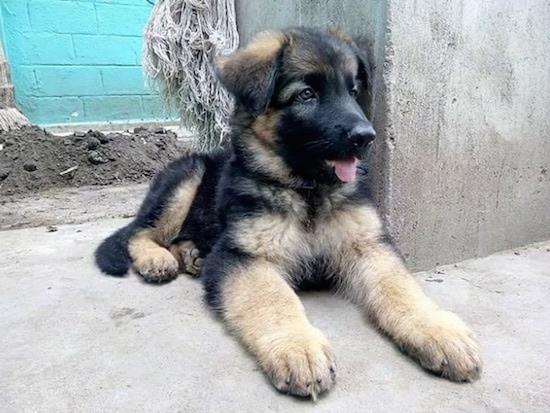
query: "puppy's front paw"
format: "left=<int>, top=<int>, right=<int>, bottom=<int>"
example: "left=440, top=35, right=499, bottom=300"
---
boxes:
left=133, top=248, right=179, bottom=283
left=259, top=327, right=336, bottom=400
left=404, top=310, right=482, bottom=382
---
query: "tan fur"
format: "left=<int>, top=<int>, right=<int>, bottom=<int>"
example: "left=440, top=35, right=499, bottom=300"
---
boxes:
left=235, top=107, right=310, bottom=189
left=315, top=204, right=383, bottom=248
left=282, top=29, right=357, bottom=76
left=234, top=211, right=308, bottom=270
left=233, top=198, right=481, bottom=382
left=244, top=137, right=297, bottom=186
left=150, top=173, right=203, bottom=247
left=328, top=29, right=353, bottom=44
left=221, top=259, right=336, bottom=400
left=216, top=32, right=288, bottom=88
left=128, top=172, right=203, bottom=281
left=128, top=229, right=180, bottom=282
left=233, top=200, right=381, bottom=265
left=327, top=29, right=361, bottom=74
left=120, top=28, right=482, bottom=398
left=168, top=240, right=202, bottom=277
left=243, top=31, right=289, bottom=60
left=276, top=80, right=308, bottom=103
left=251, top=109, right=280, bottom=146
left=217, top=31, right=288, bottom=69
left=333, top=211, right=482, bottom=381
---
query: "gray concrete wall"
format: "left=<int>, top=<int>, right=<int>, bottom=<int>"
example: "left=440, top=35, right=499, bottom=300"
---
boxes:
left=385, top=0, right=550, bottom=268
left=236, top=0, right=550, bottom=270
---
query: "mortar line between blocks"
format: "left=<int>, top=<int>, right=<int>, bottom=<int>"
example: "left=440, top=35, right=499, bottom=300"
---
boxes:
left=93, top=2, right=99, bottom=35
left=71, top=34, right=77, bottom=57
left=26, top=0, right=31, bottom=27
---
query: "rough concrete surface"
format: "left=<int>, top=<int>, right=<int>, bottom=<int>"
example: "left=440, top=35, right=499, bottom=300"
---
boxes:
left=385, top=0, right=550, bottom=269
left=0, top=184, right=146, bottom=230
left=236, top=0, right=550, bottom=270
left=1, top=219, right=549, bottom=412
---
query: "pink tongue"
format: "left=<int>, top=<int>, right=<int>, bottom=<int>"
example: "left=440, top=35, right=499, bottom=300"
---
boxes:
left=334, top=158, right=358, bottom=182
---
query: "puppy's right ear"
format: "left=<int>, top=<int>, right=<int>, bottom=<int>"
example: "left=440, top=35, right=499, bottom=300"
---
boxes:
left=215, top=32, right=289, bottom=116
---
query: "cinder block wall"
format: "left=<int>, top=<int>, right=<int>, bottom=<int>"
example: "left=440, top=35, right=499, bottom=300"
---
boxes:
left=0, top=0, right=167, bottom=125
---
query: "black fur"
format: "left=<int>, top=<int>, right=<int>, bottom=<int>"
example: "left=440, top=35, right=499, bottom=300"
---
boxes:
left=94, top=224, right=136, bottom=276
left=95, top=151, right=227, bottom=275
left=95, top=28, right=483, bottom=396
left=96, top=27, right=377, bottom=292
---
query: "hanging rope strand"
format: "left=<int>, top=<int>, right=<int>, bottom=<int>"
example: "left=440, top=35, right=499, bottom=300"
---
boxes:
left=143, top=0, right=239, bottom=150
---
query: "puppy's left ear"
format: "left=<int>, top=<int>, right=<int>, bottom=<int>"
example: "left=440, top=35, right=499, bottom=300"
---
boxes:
left=336, top=33, right=374, bottom=118
left=350, top=35, right=374, bottom=92
left=215, top=32, right=289, bottom=116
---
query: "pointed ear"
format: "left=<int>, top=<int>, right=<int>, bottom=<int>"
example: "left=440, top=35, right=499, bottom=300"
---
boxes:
left=329, top=30, right=374, bottom=90
left=332, top=32, right=375, bottom=118
left=350, top=35, right=374, bottom=91
left=215, top=32, right=289, bottom=116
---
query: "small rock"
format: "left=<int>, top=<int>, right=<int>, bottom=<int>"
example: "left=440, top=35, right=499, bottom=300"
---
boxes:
left=46, top=225, right=58, bottom=232
left=154, top=127, right=166, bottom=134
left=0, top=170, right=9, bottom=180
left=88, top=151, right=108, bottom=165
left=24, top=162, right=37, bottom=172
left=86, top=130, right=108, bottom=142
left=97, top=134, right=109, bottom=144
left=546, top=248, right=549, bottom=252
left=134, top=126, right=147, bottom=134
left=3, top=139, right=14, bottom=146
left=87, top=137, right=101, bottom=150
left=514, top=251, right=520, bottom=256
left=74, top=131, right=86, bottom=138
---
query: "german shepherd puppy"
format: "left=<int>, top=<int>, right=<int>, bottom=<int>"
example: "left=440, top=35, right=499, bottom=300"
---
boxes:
left=96, top=28, right=482, bottom=399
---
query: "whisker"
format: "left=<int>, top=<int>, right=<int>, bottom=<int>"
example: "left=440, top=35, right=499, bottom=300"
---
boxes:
left=300, top=139, right=331, bottom=151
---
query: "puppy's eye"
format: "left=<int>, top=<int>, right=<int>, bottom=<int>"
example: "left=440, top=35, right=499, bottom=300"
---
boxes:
left=350, top=87, right=358, bottom=98
left=298, top=87, right=316, bottom=101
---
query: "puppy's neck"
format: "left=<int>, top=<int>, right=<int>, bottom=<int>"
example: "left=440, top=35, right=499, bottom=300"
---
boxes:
left=232, top=130, right=307, bottom=189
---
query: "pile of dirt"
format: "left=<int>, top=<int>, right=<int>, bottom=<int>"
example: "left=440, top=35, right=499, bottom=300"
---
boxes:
left=0, top=126, right=188, bottom=198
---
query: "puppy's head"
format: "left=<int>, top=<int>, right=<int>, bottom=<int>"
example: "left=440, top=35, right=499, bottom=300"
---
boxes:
left=215, top=28, right=376, bottom=184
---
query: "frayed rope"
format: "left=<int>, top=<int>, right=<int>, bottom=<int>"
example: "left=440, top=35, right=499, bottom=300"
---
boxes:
left=143, top=0, right=239, bottom=151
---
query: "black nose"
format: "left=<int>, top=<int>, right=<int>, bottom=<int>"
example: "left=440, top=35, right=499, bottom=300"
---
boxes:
left=349, top=124, right=376, bottom=147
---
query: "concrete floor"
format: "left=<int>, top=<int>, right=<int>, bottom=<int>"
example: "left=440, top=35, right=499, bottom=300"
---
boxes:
left=1, top=219, right=549, bottom=412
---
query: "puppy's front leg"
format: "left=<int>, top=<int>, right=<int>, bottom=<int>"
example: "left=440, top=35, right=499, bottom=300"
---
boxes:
left=340, top=240, right=482, bottom=381
left=214, top=258, right=336, bottom=399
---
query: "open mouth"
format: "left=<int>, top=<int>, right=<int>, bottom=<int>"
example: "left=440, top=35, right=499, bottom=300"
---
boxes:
left=326, top=158, right=358, bottom=183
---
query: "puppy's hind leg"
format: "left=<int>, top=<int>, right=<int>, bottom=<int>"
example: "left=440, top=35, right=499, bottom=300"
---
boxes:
left=168, top=240, right=203, bottom=277
left=129, top=173, right=203, bottom=283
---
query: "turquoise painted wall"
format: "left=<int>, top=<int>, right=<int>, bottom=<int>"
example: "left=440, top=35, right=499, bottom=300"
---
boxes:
left=0, top=0, right=169, bottom=125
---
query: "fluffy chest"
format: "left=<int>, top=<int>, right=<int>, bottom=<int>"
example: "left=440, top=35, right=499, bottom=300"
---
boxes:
left=232, top=192, right=383, bottom=267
